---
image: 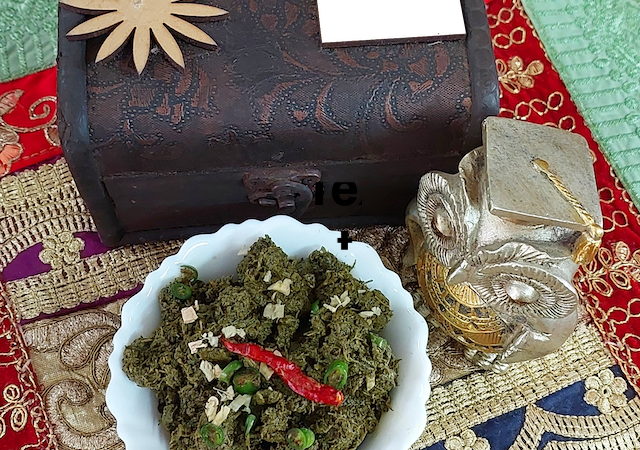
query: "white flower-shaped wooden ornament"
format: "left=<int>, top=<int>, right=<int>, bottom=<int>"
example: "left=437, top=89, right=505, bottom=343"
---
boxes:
left=60, top=0, right=228, bottom=74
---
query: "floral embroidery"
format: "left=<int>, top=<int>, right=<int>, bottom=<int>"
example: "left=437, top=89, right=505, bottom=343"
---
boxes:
left=499, top=91, right=564, bottom=121
left=444, top=429, right=490, bottom=450
left=0, top=287, right=56, bottom=449
left=0, top=143, right=23, bottom=176
left=0, top=89, right=58, bottom=177
left=0, top=91, right=25, bottom=175
left=576, top=242, right=640, bottom=298
left=496, top=56, right=544, bottom=95
left=44, top=124, right=60, bottom=147
left=38, top=231, right=85, bottom=269
left=23, top=304, right=125, bottom=450
left=0, top=384, right=29, bottom=438
left=584, top=368, right=628, bottom=414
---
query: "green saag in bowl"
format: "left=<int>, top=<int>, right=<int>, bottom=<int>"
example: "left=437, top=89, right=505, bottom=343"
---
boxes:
left=123, top=237, right=399, bottom=450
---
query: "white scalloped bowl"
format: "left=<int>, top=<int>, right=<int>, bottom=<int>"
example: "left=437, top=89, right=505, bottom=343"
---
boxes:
left=106, top=216, right=431, bottom=450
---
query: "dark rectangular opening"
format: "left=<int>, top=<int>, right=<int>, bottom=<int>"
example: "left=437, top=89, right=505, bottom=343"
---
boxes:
left=318, top=0, right=466, bottom=47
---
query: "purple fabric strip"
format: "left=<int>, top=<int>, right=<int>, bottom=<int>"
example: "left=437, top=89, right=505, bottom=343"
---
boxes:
left=3, top=157, right=142, bottom=325
left=1, top=243, right=48, bottom=282
left=2, top=232, right=110, bottom=282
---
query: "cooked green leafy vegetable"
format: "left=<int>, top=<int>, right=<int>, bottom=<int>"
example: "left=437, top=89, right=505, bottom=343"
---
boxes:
left=123, top=237, right=398, bottom=450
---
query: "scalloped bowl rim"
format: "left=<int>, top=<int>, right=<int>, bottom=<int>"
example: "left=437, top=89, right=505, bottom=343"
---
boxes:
left=106, top=216, right=431, bottom=450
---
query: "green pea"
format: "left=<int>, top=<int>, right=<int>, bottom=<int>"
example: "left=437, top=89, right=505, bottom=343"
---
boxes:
left=286, top=427, right=315, bottom=450
left=180, top=265, right=198, bottom=281
left=170, top=282, right=192, bottom=300
left=324, top=360, right=348, bottom=389
left=220, top=360, right=243, bottom=384
left=233, top=367, right=261, bottom=394
left=200, top=423, right=224, bottom=447
left=310, top=301, right=320, bottom=314
left=245, top=414, right=256, bottom=436
left=370, top=333, right=388, bottom=349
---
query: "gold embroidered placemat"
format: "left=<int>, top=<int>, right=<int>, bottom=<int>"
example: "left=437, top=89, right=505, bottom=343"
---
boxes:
left=0, top=159, right=637, bottom=450
left=412, top=324, right=624, bottom=449
left=22, top=299, right=127, bottom=450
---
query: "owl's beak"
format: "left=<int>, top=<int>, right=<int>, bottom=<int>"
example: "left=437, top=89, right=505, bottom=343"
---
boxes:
left=446, top=260, right=470, bottom=285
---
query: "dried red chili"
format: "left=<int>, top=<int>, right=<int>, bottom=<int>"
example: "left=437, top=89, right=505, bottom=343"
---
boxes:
left=221, top=338, right=344, bottom=407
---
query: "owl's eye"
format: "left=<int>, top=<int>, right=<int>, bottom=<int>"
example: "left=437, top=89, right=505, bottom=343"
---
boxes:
left=432, top=207, right=455, bottom=239
left=417, top=172, right=467, bottom=268
left=504, top=280, right=540, bottom=304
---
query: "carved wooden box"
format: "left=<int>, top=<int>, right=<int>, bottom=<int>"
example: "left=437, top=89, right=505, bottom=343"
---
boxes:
left=58, top=0, right=498, bottom=246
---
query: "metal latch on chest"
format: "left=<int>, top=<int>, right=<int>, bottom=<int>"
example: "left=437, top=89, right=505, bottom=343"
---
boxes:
left=243, top=168, right=321, bottom=217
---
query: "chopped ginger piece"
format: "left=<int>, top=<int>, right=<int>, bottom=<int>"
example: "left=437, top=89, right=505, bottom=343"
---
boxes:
left=359, top=306, right=382, bottom=319
left=181, top=306, right=198, bottom=324
left=201, top=332, right=219, bottom=347
left=205, top=396, right=219, bottom=421
left=222, top=385, right=235, bottom=402
left=229, top=394, right=252, bottom=412
left=188, top=339, right=207, bottom=354
left=200, top=360, right=221, bottom=382
left=260, top=363, right=274, bottom=380
left=222, top=325, right=246, bottom=339
left=263, top=303, right=285, bottom=320
left=323, top=304, right=337, bottom=313
left=212, top=405, right=231, bottom=426
left=366, top=372, right=376, bottom=391
left=263, top=270, right=272, bottom=282
left=267, top=279, right=292, bottom=296
left=324, top=290, right=351, bottom=313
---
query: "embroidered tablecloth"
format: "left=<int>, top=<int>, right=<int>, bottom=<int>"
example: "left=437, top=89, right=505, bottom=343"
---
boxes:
left=0, top=68, right=62, bottom=177
left=1, top=0, right=640, bottom=449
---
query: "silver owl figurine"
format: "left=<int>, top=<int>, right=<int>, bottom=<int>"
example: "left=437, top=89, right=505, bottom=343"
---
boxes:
left=406, top=117, right=603, bottom=370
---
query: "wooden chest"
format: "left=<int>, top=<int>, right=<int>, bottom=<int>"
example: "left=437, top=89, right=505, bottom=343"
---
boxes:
left=58, top=0, right=498, bottom=246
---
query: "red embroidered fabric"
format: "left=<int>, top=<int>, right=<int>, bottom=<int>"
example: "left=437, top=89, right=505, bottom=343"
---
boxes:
left=486, top=0, right=640, bottom=393
left=0, top=67, right=62, bottom=177
left=0, top=287, right=55, bottom=449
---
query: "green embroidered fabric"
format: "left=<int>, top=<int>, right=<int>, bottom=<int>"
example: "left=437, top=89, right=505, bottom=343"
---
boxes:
left=0, top=0, right=57, bottom=82
left=521, top=0, right=640, bottom=206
